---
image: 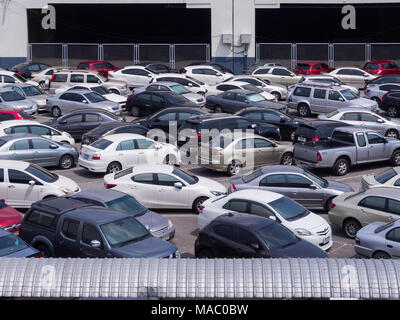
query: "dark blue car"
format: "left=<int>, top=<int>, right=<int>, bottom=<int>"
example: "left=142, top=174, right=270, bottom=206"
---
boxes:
left=0, top=229, right=40, bottom=258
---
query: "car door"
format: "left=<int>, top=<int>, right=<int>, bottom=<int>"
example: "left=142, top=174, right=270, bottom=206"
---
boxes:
left=286, top=174, right=323, bottom=209
left=359, top=112, right=386, bottom=135
left=385, top=227, right=400, bottom=258
left=271, top=68, right=294, bottom=86
left=253, top=138, right=278, bottom=166
left=155, top=173, right=190, bottom=208
left=357, top=196, right=392, bottom=225
left=30, top=138, right=58, bottom=166
left=79, top=224, right=108, bottom=258
left=59, top=114, right=84, bottom=139
left=232, top=226, right=264, bottom=258
left=355, top=132, right=369, bottom=163
left=0, top=169, right=6, bottom=201
left=8, top=139, right=32, bottom=162
left=211, top=224, right=240, bottom=258
left=311, top=88, right=329, bottom=113
left=350, top=69, right=370, bottom=88
left=115, top=139, right=138, bottom=168
left=334, top=69, right=355, bottom=86
left=129, top=173, right=158, bottom=208
left=327, top=89, right=345, bottom=111
left=83, top=113, right=104, bottom=133
left=6, top=169, right=40, bottom=207
left=150, top=93, right=167, bottom=114
left=134, top=139, right=159, bottom=164
left=28, top=125, right=53, bottom=141
left=252, top=68, right=271, bottom=82
left=56, top=218, right=81, bottom=258
left=366, top=132, right=388, bottom=161
left=339, top=112, right=362, bottom=126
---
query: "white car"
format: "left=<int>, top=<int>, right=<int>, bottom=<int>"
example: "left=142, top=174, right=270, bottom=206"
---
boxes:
left=0, top=70, right=37, bottom=86
left=79, top=133, right=181, bottom=174
left=198, top=189, right=333, bottom=251
left=0, top=160, right=80, bottom=208
left=205, top=81, right=276, bottom=101
left=325, top=68, right=377, bottom=89
left=109, top=66, right=156, bottom=88
left=0, top=120, right=75, bottom=144
left=183, top=66, right=233, bottom=85
left=103, top=165, right=227, bottom=213
left=151, top=73, right=211, bottom=95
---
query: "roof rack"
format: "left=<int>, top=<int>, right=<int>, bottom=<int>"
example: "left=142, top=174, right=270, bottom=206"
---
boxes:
left=297, top=81, right=338, bottom=89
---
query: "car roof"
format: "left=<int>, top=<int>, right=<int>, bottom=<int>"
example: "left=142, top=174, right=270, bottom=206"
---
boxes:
left=333, top=126, right=366, bottom=133
left=59, top=108, right=117, bottom=116
left=0, top=87, right=16, bottom=93
left=237, top=107, right=282, bottom=113
left=333, top=107, right=375, bottom=113
left=227, top=189, right=283, bottom=203
left=297, top=61, right=326, bottom=65
left=31, top=197, right=93, bottom=215
left=71, top=189, right=126, bottom=203
left=99, top=133, right=152, bottom=142
left=129, top=164, right=174, bottom=175
left=0, top=160, right=29, bottom=170
left=153, top=73, right=186, bottom=78
left=363, top=187, right=400, bottom=199
left=149, top=81, right=181, bottom=87
left=185, top=113, right=239, bottom=123
left=3, top=83, right=37, bottom=88
left=0, top=70, right=17, bottom=76
left=213, top=215, right=274, bottom=230
left=260, top=165, right=304, bottom=174
left=0, top=133, right=46, bottom=142
left=79, top=60, right=109, bottom=64
left=0, top=120, right=40, bottom=127
left=57, top=89, right=93, bottom=95
left=222, top=89, right=256, bottom=94
left=65, top=207, right=130, bottom=225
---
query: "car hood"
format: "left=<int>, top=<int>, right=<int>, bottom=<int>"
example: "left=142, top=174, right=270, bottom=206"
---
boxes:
left=195, top=176, right=227, bottom=194
left=135, top=210, right=169, bottom=232
left=3, top=100, right=34, bottom=108
left=183, top=92, right=205, bottom=102
left=103, top=93, right=127, bottom=103
left=106, top=80, right=127, bottom=88
left=326, top=180, right=354, bottom=193
left=92, top=100, right=120, bottom=108
left=27, top=95, right=47, bottom=105
left=110, top=236, right=177, bottom=258
left=51, top=174, right=80, bottom=193
left=351, top=98, right=377, bottom=108
left=273, top=239, right=328, bottom=258
left=285, top=211, right=328, bottom=232
left=0, top=206, right=23, bottom=227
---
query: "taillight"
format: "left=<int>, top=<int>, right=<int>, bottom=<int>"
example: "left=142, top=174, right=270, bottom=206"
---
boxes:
left=199, top=205, right=205, bottom=213
left=104, top=183, right=116, bottom=189
left=197, top=133, right=202, bottom=140
left=50, top=74, right=55, bottom=82
left=92, top=154, right=101, bottom=160
left=355, top=237, right=360, bottom=245
left=231, top=184, right=236, bottom=191
left=198, top=229, right=204, bottom=236
left=382, top=93, right=388, bottom=102
left=317, top=152, right=322, bottom=162
left=35, top=253, right=43, bottom=258
left=312, top=136, right=320, bottom=142
left=330, top=202, right=336, bottom=209
left=205, top=89, right=208, bottom=93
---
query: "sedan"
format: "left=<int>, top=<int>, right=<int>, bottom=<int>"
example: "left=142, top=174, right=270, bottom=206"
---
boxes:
left=4, top=84, right=48, bottom=111
left=205, top=81, right=276, bottom=101
left=103, top=165, right=227, bottom=213
left=195, top=215, right=327, bottom=258
left=230, top=165, right=353, bottom=211
left=45, top=89, right=123, bottom=117
left=151, top=73, right=211, bottom=95
left=0, top=88, right=37, bottom=115
left=251, top=66, right=302, bottom=86
left=198, top=189, right=332, bottom=250
left=364, top=83, right=400, bottom=106
left=0, top=229, right=41, bottom=258
left=9, top=62, right=51, bottom=79
left=361, top=167, right=400, bottom=191
left=325, top=68, right=377, bottom=89
left=205, top=89, right=287, bottom=114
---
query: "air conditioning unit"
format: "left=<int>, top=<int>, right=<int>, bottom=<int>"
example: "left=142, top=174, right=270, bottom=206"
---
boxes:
left=222, top=34, right=233, bottom=44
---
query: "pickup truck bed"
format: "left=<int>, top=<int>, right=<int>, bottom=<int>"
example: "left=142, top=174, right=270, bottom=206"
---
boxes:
left=295, top=139, right=353, bottom=163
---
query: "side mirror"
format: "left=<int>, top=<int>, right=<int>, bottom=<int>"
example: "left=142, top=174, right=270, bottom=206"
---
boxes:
left=28, top=180, right=35, bottom=186
left=59, top=120, right=67, bottom=124
left=188, top=83, right=193, bottom=87
left=161, top=100, right=167, bottom=104
left=250, top=123, right=257, bottom=129
left=339, top=97, right=344, bottom=102
left=153, top=118, right=161, bottom=123
left=269, top=215, right=276, bottom=221
left=250, top=243, right=260, bottom=251
left=245, top=100, right=250, bottom=104
left=90, top=240, right=101, bottom=248
left=377, top=118, right=384, bottom=123
left=144, top=224, right=150, bottom=231
left=49, top=144, right=58, bottom=149
left=82, top=100, right=88, bottom=104
left=309, top=184, right=317, bottom=190
left=174, top=182, right=183, bottom=189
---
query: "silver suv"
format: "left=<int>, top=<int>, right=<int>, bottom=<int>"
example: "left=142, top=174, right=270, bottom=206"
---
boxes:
left=46, top=70, right=130, bottom=96
left=287, top=82, right=379, bottom=117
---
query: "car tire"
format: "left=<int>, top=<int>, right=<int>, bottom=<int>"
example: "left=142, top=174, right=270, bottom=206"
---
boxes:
left=196, top=248, right=214, bottom=258
left=129, top=106, right=140, bottom=117
left=373, top=251, right=391, bottom=259
left=332, top=158, right=349, bottom=176
left=35, top=244, right=52, bottom=258
left=192, top=197, right=209, bottom=214
left=371, top=97, right=381, bottom=107
left=227, top=160, right=242, bottom=176
left=272, top=91, right=281, bottom=101
left=163, top=154, right=177, bottom=165
left=59, top=155, right=74, bottom=169
left=343, top=218, right=361, bottom=239
left=107, top=161, right=122, bottom=174
left=280, top=152, right=294, bottom=165
left=387, top=106, right=399, bottom=118
left=386, top=129, right=399, bottom=139
left=297, top=104, right=310, bottom=117
left=52, top=106, right=61, bottom=118
left=391, top=150, right=400, bottom=166
left=214, top=105, right=222, bottom=113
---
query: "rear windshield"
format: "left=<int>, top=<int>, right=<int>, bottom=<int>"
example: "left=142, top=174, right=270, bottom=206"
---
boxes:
left=296, top=64, right=311, bottom=70
left=0, top=91, right=24, bottom=102
left=84, top=92, right=106, bottom=103
left=106, top=195, right=147, bottom=217
left=90, top=139, right=112, bottom=150
left=242, top=169, right=263, bottom=183
left=332, top=130, right=355, bottom=143
left=21, top=86, right=43, bottom=97
left=375, top=221, right=395, bottom=234
left=0, top=234, right=29, bottom=257
left=114, top=167, right=133, bottom=179
left=375, top=169, right=397, bottom=184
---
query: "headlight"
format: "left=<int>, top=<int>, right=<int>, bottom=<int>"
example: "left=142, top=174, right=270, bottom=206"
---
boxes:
left=168, top=219, right=173, bottom=229
left=211, top=191, right=225, bottom=196
left=60, top=187, right=73, bottom=194
left=295, top=228, right=312, bottom=236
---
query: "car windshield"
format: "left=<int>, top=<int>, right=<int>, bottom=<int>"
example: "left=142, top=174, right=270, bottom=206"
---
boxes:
left=90, top=139, right=112, bottom=150
left=84, top=92, right=106, bottom=103
left=21, top=86, right=43, bottom=96
left=91, top=86, right=109, bottom=95
left=26, top=164, right=58, bottom=183
left=268, top=197, right=310, bottom=221
left=303, top=169, right=328, bottom=187
left=340, top=89, right=357, bottom=100
left=97, top=73, right=108, bottom=82
left=375, top=169, right=397, bottom=184
left=0, top=234, right=29, bottom=257
left=13, top=73, right=27, bottom=83
left=0, top=91, right=25, bottom=102
left=243, top=169, right=263, bottom=183
left=246, top=93, right=265, bottom=102
left=242, top=84, right=263, bottom=93
left=100, top=217, right=150, bottom=247
left=187, top=76, right=204, bottom=85
left=106, top=195, right=147, bottom=217
left=165, top=94, right=188, bottom=104
left=170, top=84, right=191, bottom=94
left=256, top=223, right=298, bottom=250
left=172, top=167, right=198, bottom=185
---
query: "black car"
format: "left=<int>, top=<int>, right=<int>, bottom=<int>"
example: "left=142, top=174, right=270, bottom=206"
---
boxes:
left=185, top=62, right=233, bottom=75
left=294, top=120, right=352, bottom=143
left=81, top=122, right=149, bottom=146
left=235, top=107, right=306, bottom=141
left=195, top=215, right=327, bottom=258
left=205, top=89, right=287, bottom=114
left=44, top=108, right=125, bottom=140
left=20, top=197, right=178, bottom=258
left=380, top=91, right=400, bottom=117
left=126, top=91, right=199, bottom=117
left=365, top=75, right=400, bottom=89
left=177, top=114, right=281, bottom=147
left=9, top=62, right=51, bottom=79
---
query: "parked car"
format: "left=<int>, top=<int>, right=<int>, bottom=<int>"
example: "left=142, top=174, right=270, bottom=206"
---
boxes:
left=0, top=160, right=80, bottom=208
left=198, top=189, right=332, bottom=250
left=136, top=63, right=175, bottom=74
left=205, top=89, right=287, bottom=114
left=0, top=229, right=40, bottom=258
left=251, top=67, right=302, bottom=86
left=20, top=197, right=179, bottom=258
left=354, top=220, right=400, bottom=259
left=294, top=127, right=400, bottom=175
left=3, top=83, right=48, bottom=111
left=0, top=88, right=38, bottom=115
left=0, top=199, right=23, bottom=233
left=365, top=74, right=400, bottom=90
left=380, top=91, right=400, bottom=118
left=287, top=83, right=379, bottom=117
left=361, top=167, right=400, bottom=191
left=230, top=165, right=353, bottom=210
left=44, top=109, right=125, bottom=140
left=0, top=70, right=38, bottom=86
left=198, top=133, right=294, bottom=176
left=182, top=66, right=233, bottom=85
left=0, top=120, right=75, bottom=144
left=294, top=119, right=353, bottom=143
left=243, top=62, right=283, bottom=75
left=77, top=61, right=119, bottom=78
left=45, top=89, right=123, bottom=117
left=363, top=61, right=400, bottom=76
left=205, top=81, right=276, bottom=101
left=81, top=123, right=149, bottom=146
left=318, top=108, right=400, bottom=139
left=364, top=83, right=400, bottom=107
left=195, top=215, right=327, bottom=258
left=103, top=165, right=227, bottom=213
left=126, top=91, right=198, bottom=117
left=235, top=107, right=305, bottom=141
left=79, top=134, right=181, bottom=173
left=0, top=108, right=33, bottom=121
left=70, top=189, right=175, bottom=240
left=325, top=68, right=377, bottom=89
left=151, top=73, right=211, bottom=95
left=9, top=62, right=51, bottom=79
left=329, top=187, right=400, bottom=238
left=186, top=62, right=234, bottom=75
left=297, top=75, right=359, bottom=95
left=31, top=66, right=75, bottom=88
left=293, top=62, right=333, bottom=75
left=133, top=82, right=206, bottom=106
left=108, top=66, right=156, bottom=88
left=47, top=70, right=129, bottom=95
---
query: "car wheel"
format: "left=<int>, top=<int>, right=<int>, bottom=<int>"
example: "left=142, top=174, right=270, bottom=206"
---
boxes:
left=35, top=244, right=52, bottom=258
left=386, top=129, right=399, bottom=139
left=59, top=155, right=74, bottom=169
left=280, top=152, right=294, bottom=165
left=297, top=104, right=310, bottom=117
left=129, top=106, right=140, bottom=117
left=343, top=219, right=361, bottom=239
left=371, top=97, right=381, bottom=107
left=196, top=248, right=214, bottom=258
left=333, top=158, right=349, bottom=176
left=227, top=160, right=242, bottom=176
left=107, top=162, right=122, bottom=174
left=192, top=197, right=209, bottom=214
left=391, top=150, right=400, bottom=166
left=272, top=92, right=281, bottom=101
left=387, top=106, right=399, bottom=118
left=163, top=155, right=177, bottom=165
left=289, top=129, right=297, bottom=142
left=373, top=251, right=391, bottom=259
left=52, top=106, right=61, bottom=118
left=214, top=105, right=222, bottom=113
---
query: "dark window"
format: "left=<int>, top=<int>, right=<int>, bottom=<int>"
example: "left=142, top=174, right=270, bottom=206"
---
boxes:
left=64, top=114, right=83, bottom=123
left=3, top=75, right=15, bottom=83
left=0, top=169, right=4, bottom=182
left=249, top=202, right=274, bottom=218
left=313, top=89, right=326, bottom=99
left=136, top=139, right=154, bottom=149
left=254, top=138, right=272, bottom=148
left=217, top=84, right=237, bottom=91
left=394, top=178, right=400, bottom=187
left=243, top=111, right=262, bottom=120
left=342, top=113, right=359, bottom=121
left=87, top=75, right=100, bottom=83
left=158, top=112, right=176, bottom=121
left=356, top=133, right=367, bottom=147
left=387, top=199, right=400, bottom=216
left=53, top=74, right=67, bottom=82
left=70, top=74, right=84, bottom=83
left=222, top=200, right=248, bottom=213
left=272, top=68, right=291, bottom=76
left=293, top=87, right=311, bottom=97
left=8, top=170, right=33, bottom=184
left=287, top=174, right=312, bottom=188
left=386, top=228, right=400, bottom=242
left=202, top=69, right=218, bottom=76
left=62, top=219, right=80, bottom=240
left=259, top=174, right=286, bottom=187
left=29, top=125, right=51, bottom=136
left=132, top=173, right=154, bottom=184
left=85, top=114, right=101, bottom=122
left=263, top=111, right=281, bottom=121
left=337, top=69, right=353, bottom=75
left=122, top=68, right=149, bottom=76
left=367, top=133, right=385, bottom=144
left=10, top=139, right=30, bottom=151
left=26, top=210, right=56, bottom=229
left=31, top=139, right=52, bottom=150
left=116, top=140, right=135, bottom=151
left=359, top=196, right=387, bottom=211
left=137, top=93, right=151, bottom=101
left=380, top=84, right=400, bottom=91
left=332, top=131, right=354, bottom=143
left=78, top=63, right=90, bottom=70
left=12, top=126, right=29, bottom=134
left=82, top=225, right=103, bottom=248
left=360, top=113, right=380, bottom=123
left=328, top=90, right=343, bottom=101
left=253, top=68, right=270, bottom=75
left=222, top=92, right=236, bottom=100
left=157, top=174, right=180, bottom=186
left=214, top=224, right=236, bottom=241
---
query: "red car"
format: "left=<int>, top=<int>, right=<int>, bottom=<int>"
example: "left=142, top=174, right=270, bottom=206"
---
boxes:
left=0, top=199, right=23, bottom=233
left=0, top=108, right=34, bottom=121
left=293, top=62, right=333, bottom=75
left=363, top=60, right=400, bottom=75
left=77, top=60, right=120, bottom=78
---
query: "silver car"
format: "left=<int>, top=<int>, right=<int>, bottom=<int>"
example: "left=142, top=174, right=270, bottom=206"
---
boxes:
left=0, top=134, right=79, bottom=169
left=297, top=75, right=359, bottom=95
left=0, top=88, right=37, bottom=115
left=361, top=167, right=400, bottom=191
left=3, top=83, right=48, bottom=111
left=364, top=83, right=400, bottom=106
left=355, top=220, right=400, bottom=259
left=45, top=89, right=123, bottom=117
left=318, top=107, right=400, bottom=139
left=229, top=165, right=353, bottom=211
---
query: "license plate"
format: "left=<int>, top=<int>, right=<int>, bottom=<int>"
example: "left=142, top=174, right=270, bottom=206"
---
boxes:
left=298, top=136, right=306, bottom=143
left=322, top=237, right=330, bottom=245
